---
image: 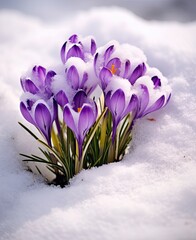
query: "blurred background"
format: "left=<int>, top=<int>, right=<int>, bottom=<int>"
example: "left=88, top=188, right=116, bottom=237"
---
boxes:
left=0, top=0, right=196, bottom=22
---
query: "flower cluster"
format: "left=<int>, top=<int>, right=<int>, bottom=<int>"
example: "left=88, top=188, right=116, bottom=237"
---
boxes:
left=19, top=34, right=171, bottom=186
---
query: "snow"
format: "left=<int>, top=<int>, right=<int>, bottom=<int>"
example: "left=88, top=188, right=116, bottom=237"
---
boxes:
left=0, top=6, right=196, bottom=240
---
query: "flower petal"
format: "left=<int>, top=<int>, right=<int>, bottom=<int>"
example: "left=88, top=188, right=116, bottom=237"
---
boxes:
left=23, top=79, right=39, bottom=94
left=66, top=45, right=84, bottom=60
left=123, top=94, right=138, bottom=118
left=129, top=63, right=146, bottom=85
left=104, top=45, right=114, bottom=62
left=45, top=71, right=56, bottom=97
left=67, top=65, right=80, bottom=90
left=136, top=84, right=149, bottom=118
left=123, top=60, right=131, bottom=79
left=34, top=103, right=51, bottom=132
left=20, top=102, right=35, bottom=125
left=99, top=67, right=112, bottom=89
left=165, top=93, right=171, bottom=106
left=94, top=52, right=99, bottom=76
left=34, top=103, right=52, bottom=142
left=78, top=104, right=95, bottom=143
left=61, top=42, right=67, bottom=64
left=91, top=39, right=96, bottom=55
left=37, top=66, right=46, bottom=82
left=69, top=34, right=78, bottom=43
left=45, top=71, right=56, bottom=87
left=55, top=90, right=69, bottom=107
left=106, top=58, right=121, bottom=75
left=109, top=89, right=125, bottom=119
left=73, top=90, right=88, bottom=111
left=143, top=95, right=165, bottom=116
left=63, top=105, right=77, bottom=136
left=80, top=72, right=88, bottom=88
left=151, top=76, right=161, bottom=89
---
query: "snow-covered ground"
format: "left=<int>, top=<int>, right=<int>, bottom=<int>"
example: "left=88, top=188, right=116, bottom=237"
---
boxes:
left=0, top=6, right=196, bottom=240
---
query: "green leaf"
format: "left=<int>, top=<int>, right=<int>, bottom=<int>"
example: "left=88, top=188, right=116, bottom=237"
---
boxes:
left=18, top=122, right=39, bottom=140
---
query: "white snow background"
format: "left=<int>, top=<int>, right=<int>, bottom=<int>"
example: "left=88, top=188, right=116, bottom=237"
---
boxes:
left=0, top=6, right=196, bottom=240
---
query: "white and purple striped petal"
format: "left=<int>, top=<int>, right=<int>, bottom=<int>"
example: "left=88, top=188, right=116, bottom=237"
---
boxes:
left=55, top=90, right=69, bottom=108
left=129, top=63, right=146, bottom=85
left=67, top=65, right=80, bottom=90
left=99, top=67, right=113, bottom=90
left=20, top=102, right=35, bottom=125
left=21, top=79, right=39, bottom=94
left=34, top=103, right=52, bottom=145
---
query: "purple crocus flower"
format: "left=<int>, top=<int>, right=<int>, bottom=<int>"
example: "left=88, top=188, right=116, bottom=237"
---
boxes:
left=65, top=58, right=88, bottom=90
left=61, top=34, right=97, bottom=64
left=105, top=78, right=138, bottom=141
left=20, top=99, right=55, bottom=146
left=20, top=65, right=56, bottom=100
left=94, top=41, right=147, bottom=89
left=63, top=57, right=98, bottom=95
left=133, top=75, right=171, bottom=119
left=63, top=90, right=97, bottom=158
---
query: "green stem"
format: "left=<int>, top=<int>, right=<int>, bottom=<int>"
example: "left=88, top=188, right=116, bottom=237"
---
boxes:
left=100, top=113, right=107, bottom=154
left=115, top=127, right=120, bottom=161
left=75, top=139, right=80, bottom=174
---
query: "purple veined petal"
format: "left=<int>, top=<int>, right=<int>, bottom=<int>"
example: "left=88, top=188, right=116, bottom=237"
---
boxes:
left=53, top=99, right=61, bottom=135
left=53, top=98, right=58, bottom=122
left=22, top=79, right=39, bottom=94
left=45, top=71, right=56, bottom=98
left=105, top=91, right=112, bottom=109
left=66, top=45, right=84, bottom=60
left=109, top=89, right=125, bottom=121
left=94, top=52, right=99, bottom=76
left=99, top=67, right=113, bottom=90
left=143, top=95, right=165, bottom=116
left=37, top=66, right=46, bottom=83
left=108, top=89, right=125, bottom=142
left=38, top=66, right=46, bottom=76
left=80, top=72, right=88, bottom=89
left=34, top=103, right=52, bottom=142
left=20, top=78, right=25, bottom=91
left=151, top=76, right=161, bottom=89
left=91, top=39, right=96, bottom=55
left=165, top=93, right=171, bottom=106
left=123, top=60, right=131, bottom=79
left=123, top=94, right=138, bottom=118
left=73, top=90, right=88, bottom=111
left=129, top=63, right=146, bottom=85
left=61, top=42, right=67, bottom=64
left=136, top=84, right=149, bottom=118
left=69, top=34, right=78, bottom=43
left=20, top=102, right=35, bottom=125
left=55, top=90, right=69, bottom=107
left=106, top=58, right=121, bottom=75
left=67, top=65, right=80, bottom=90
left=104, top=45, right=114, bottom=62
left=78, top=104, right=96, bottom=144
left=63, top=105, right=77, bottom=138
left=32, top=65, right=46, bottom=85
left=45, top=70, right=56, bottom=87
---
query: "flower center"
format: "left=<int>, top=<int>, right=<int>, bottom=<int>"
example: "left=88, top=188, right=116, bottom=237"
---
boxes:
left=110, top=64, right=117, bottom=75
left=77, top=107, right=82, bottom=112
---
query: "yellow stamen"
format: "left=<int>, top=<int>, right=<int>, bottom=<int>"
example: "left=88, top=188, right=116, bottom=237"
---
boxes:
left=77, top=107, right=82, bottom=112
left=110, top=64, right=117, bottom=75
